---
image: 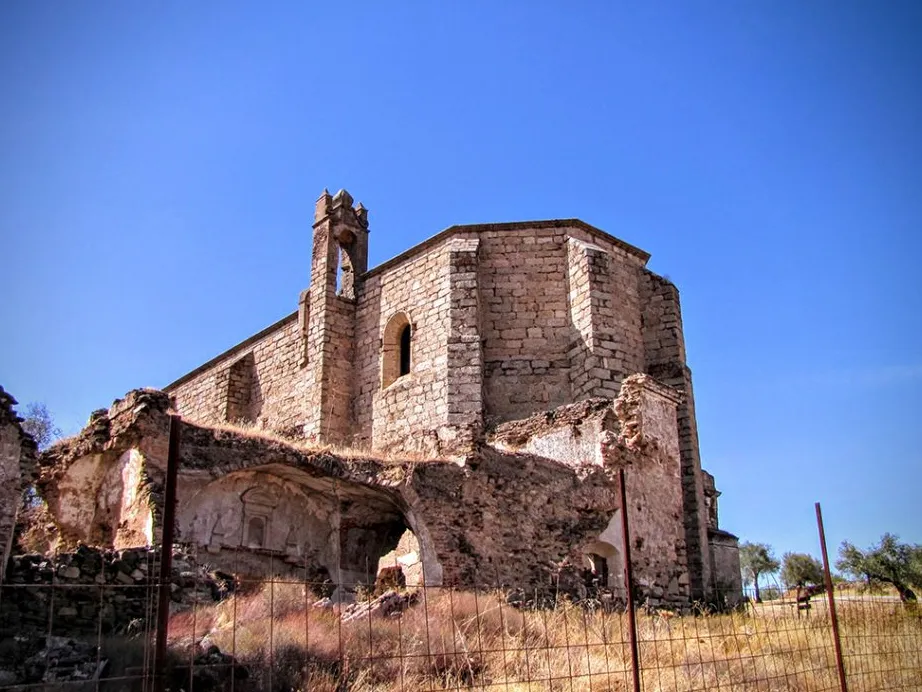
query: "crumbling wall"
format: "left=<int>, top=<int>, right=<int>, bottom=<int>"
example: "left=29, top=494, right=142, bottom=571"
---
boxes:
left=36, top=389, right=680, bottom=600
left=488, top=375, right=690, bottom=605
left=0, top=546, right=229, bottom=639
left=38, top=390, right=169, bottom=549
left=0, top=386, right=37, bottom=569
left=640, top=270, right=712, bottom=600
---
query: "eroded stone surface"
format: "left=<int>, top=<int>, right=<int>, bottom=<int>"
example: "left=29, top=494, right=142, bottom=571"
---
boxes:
left=159, top=192, right=730, bottom=600
left=31, top=376, right=733, bottom=607
left=0, top=386, right=38, bottom=568
left=23, top=192, right=739, bottom=606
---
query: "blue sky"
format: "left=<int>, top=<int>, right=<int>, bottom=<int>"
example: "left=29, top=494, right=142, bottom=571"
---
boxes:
left=2, top=1, right=920, bottom=569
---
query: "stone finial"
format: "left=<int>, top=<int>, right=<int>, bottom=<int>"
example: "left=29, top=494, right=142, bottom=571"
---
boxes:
left=315, top=189, right=332, bottom=222
left=354, top=202, right=369, bottom=229
left=332, top=188, right=353, bottom=209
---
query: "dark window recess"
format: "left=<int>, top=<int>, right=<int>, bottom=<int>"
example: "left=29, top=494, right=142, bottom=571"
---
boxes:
left=588, top=553, right=609, bottom=587
left=247, top=517, right=265, bottom=548
left=399, top=324, right=412, bottom=376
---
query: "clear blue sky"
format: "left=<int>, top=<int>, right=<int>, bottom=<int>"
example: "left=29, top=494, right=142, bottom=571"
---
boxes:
left=2, top=1, right=920, bottom=567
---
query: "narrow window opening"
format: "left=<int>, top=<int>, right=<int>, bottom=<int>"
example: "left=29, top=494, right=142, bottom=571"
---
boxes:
left=335, top=246, right=344, bottom=296
left=382, top=312, right=413, bottom=388
left=399, top=324, right=411, bottom=377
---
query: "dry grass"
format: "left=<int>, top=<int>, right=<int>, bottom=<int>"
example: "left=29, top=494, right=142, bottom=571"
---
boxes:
left=206, top=419, right=451, bottom=464
left=166, top=582, right=922, bottom=691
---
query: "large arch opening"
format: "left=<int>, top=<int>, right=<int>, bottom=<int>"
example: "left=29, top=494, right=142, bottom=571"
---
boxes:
left=174, top=463, right=443, bottom=596
left=376, top=528, right=424, bottom=587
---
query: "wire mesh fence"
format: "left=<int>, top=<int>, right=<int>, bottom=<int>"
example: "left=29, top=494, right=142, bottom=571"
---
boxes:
left=2, top=555, right=921, bottom=692
left=2, top=424, right=919, bottom=692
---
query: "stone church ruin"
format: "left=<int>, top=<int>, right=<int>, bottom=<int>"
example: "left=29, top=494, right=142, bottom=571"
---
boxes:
left=9, top=188, right=742, bottom=608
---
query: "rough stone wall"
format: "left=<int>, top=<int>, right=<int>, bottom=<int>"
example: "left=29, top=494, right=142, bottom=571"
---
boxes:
left=0, top=546, right=228, bottom=639
left=225, top=353, right=257, bottom=423
left=38, top=390, right=169, bottom=550
left=353, top=239, right=453, bottom=455
left=378, top=530, right=423, bottom=586
left=640, top=270, right=712, bottom=600
left=477, top=228, right=573, bottom=420
left=158, top=201, right=725, bottom=600
left=167, top=314, right=306, bottom=434
left=303, top=189, right=368, bottom=445
left=567, top=239, right=646, bottom=405
left=36, top=388, right=697, bottom=605
left=444, top=237, right=484, bottom=451
left=489, top=375, right=690, bottom=604
left=702, top=470, right=719, bottom=530
left=709, top=529, right=743, bottom=606
left=607, top=376, right=689, bottom=602
left=167, top=209, right=665, bottom=457
left=0, top=386, right=37, bottom=570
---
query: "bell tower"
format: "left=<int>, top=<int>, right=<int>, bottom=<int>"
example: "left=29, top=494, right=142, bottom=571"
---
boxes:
left=302, top=189, right=369, bottom=443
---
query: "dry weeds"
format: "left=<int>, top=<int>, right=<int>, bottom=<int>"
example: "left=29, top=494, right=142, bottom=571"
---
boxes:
left=205, top=419, right=450, bottom=464
left=166, top=582, right=922, bottom=691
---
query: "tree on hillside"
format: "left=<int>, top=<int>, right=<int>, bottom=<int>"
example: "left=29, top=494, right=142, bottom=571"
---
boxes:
left=836, top=534, right=922, bottom=603
left=740, top=542, right=780, bottom=603
left=19, top=401, right=62, bottom=451
left=781, top=552, right=825, bottom=590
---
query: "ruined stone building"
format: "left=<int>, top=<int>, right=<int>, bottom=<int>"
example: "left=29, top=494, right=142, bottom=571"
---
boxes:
left=0, top=387, right=37, bottom=569
left=28, top=189, right=741, bottom=607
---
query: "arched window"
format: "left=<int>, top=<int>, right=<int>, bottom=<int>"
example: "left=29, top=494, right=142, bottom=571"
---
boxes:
left=382, top=312, right=413, bottom=388
left=399, top=323, right=411, bottom=376
left=240, top=487, right=276, bottom=550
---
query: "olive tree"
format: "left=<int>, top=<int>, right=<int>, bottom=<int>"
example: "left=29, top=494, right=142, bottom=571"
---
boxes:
left=740, top=542, right=780, bottom=603
left=837, top=534, right=922, bottom=603
left=781, top=552, right=825, bottom=590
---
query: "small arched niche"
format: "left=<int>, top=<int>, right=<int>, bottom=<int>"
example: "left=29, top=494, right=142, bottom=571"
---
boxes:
left=240, top=487, right=278, bottom=550
left=382, top=311, right=413, bottom=388
left=582, top=511, right=625, bottom=592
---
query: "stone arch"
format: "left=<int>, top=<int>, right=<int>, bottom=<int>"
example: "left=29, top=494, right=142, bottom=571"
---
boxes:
left=174, top=462, right=444, bottom=591
left=382, top=311, right=413, bottom=388
left=240, top=486, right=277, bottom=549
left=582, top=511, right=625, bottom=592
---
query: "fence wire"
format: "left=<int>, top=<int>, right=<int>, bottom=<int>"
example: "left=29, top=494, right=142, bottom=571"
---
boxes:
left=2, top=556, right=921, bottom=692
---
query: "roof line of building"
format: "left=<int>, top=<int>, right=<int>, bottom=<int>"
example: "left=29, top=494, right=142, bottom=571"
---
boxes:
left=163, top=311, right=298, bottom=392
left=164, top=219, right=650, bottom=392
left=363, top=218, right=650, bottom=280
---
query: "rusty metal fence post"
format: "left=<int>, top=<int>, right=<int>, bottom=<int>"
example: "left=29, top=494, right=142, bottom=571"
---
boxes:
left=619, top=467, right=642, bottom=692
left=154, top=414, right=181, bottom=692
left=815, top=502, right=848, bottom=692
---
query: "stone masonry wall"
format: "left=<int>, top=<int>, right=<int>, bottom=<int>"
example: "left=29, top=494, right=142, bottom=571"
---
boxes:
left=160, top=205, right=721, bottom=598
left=168, top=215, right=665, bottom=455
left=709, top=529, right=743, bottom=606
left=476, top=223, right=648, bottom=424
left=477, top=228, right=572, bottom=421
left=639, top=270, right=712, bottom=600
left=167, top=314, right=306, bottom=434
left=489, top=376, right=691, bottom=605
left=37, top=389, right=696, bottom=604
left=0, top=546, right=229, bottom=639
left=353, top=237, right=454, bottom=454
left=1, top=386, right=37, bottom=569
